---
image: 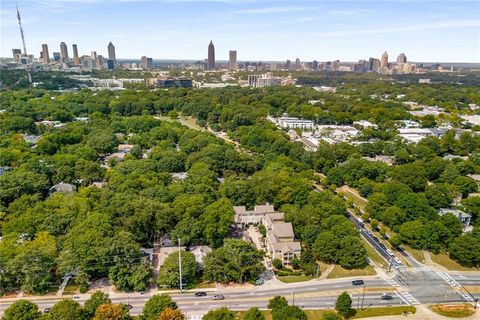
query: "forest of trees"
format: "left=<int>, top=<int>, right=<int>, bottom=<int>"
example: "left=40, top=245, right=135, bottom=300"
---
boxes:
left=1, top=72, right=479, bottom=297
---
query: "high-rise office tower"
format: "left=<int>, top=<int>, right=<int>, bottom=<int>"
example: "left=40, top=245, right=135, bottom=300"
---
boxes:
left=91, top=51, right=97, bottom=61
left=107, top=42, right=116, bottom=63
left=41, top=44, right=49, bottom=64
left=53, top=52, right=61, bottom=61
left=295, top=58, right=301, bottom=70
left=72, top=44, right=80, bottom=65
left=397, top=53, right=407, bottom=64
left=380, top=51, right=388, bottom=68
left=285, top=59, right=291, bottom=70
left=331, top=60, right=340, bottom=71
left=141, top=56, right=153, bottom=70
left=60, top=42, right=69, bottom=62
left=228, top=50, right=237, bottom=70
left=12, top=48, right=21, bottom=59
left=207, top=40, right=215, bottom=70
left=312, top=60, right=318, bottom=70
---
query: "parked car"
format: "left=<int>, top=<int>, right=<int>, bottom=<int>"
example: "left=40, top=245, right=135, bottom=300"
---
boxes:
left=73, top=295, right=80, bottom=300
left=125, top=304, right=133, bottom=309
left=212, top=295, right=224, bottom=300
left=381, top=294, right=393, bottom=300
left=43, top=308, right=51, bottom=314
left=352, top=280, right=364, bottom=286
left=195, top=292, right=207, bottom=297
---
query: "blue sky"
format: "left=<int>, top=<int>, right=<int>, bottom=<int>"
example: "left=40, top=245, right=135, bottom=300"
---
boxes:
left=1, top=0, right=479, bottom=62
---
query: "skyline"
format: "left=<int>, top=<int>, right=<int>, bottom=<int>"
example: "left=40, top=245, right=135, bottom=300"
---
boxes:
left=1, top=1, right=479, bottom=62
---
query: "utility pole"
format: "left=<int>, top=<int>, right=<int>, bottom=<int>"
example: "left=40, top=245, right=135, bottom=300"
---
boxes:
left=361, top=285, right=366, bottom=309
left=178, top=238, right=183, bottom=293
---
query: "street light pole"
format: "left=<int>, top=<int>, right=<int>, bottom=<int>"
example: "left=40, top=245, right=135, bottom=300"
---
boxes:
left=178, top=238, right=183, bottom=293
left=361, top=285, right=366, bottom=309
left=292, top=288, right=295, bottom=306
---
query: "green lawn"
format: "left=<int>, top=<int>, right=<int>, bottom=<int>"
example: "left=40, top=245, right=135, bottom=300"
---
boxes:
left=430, top=252, right=480, bottom=272
left=362, top=238, right=387, bottom=268
left=277, top=275, right=313, bottom=283
left=403, top=245, right=425, bottom=263
left=236, top=307, right=415, bottom=320
left=430, top=304, right=476, bottom=318
left=351, top=306, right=416, bottom=319
left=327, top=265, right=376, bottom=279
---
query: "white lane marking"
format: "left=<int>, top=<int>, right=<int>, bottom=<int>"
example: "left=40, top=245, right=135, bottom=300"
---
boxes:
left=395, top=292, right=410, bottom=305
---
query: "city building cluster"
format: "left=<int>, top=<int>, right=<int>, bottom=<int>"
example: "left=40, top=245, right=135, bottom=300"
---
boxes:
left=3, top=36, right=463, bottom=76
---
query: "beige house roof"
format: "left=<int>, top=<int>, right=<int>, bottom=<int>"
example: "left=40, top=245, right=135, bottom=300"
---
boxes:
left=254, top=205, right=275, bottom=213
left=271, top=222, right=295, bottom=239
left=272, top=241, right=301, bottom=252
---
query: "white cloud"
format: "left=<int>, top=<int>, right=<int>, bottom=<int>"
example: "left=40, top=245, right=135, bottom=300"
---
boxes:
left=315, top=20, right=480, bottom=37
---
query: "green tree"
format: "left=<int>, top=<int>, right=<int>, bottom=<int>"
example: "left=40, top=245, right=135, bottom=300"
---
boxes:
left=2, top=300, right=41, bottom=320
left=8, top=232, right=57, bottom=294
left=92, top=303, right=131, bottom=320
left=203, top=239, right=264, bottom=284
left=335, top=292, right=354, bottom=318
left=271, top=306, right=307, bottom=320
left=449, top=233, right=480, bottom=267
left=46, top=300, right=84, bottom=320
left=142, top=294, right=177, bottom=320
left=84, top=291, right=111, bottom=318
left=202, top=307, right=235, bottom=320
left=159, top=307, right=185, bottom=320
left=272, top=259, right=283, bottom=270
left=243, top=307, right=265, bottom=320
left=158, top=251, right=198, bottom=288
left=322, top=312, right=343, bottom=320
left=267, top=296, right=289, bottom=311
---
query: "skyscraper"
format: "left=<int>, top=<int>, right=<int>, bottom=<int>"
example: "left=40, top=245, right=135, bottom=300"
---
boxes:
left=295, top=58, right=301, bottom=70
left=228, top=50, right=237, bottom=70
left=53, top=52, right=60, bottom=61
left=60, top=42, right=69, bottom=62
left=72, top=44, right=80, bottom=65
left=207, top=40, right=215, bottom=70
left=380, top=51, right=388, bottom=68
left=12, top=48, right=21, bottom=59
left=41, top=44, right=49, bottom=64
left=108, top=42, right=116, bottom=63
left=91, top=51, right=97, bottom=61
left=397, top=53, right=407, bottom=64
left=312, top=60, right=318, bottom=70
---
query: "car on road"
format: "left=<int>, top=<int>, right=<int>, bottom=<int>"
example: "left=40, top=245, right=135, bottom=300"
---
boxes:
left=43, top=308, right=51, bottom=314
left=125, top=304, right=133, bottom=309
left=352, top=280, right=364, bottom=286
left=381, top=294, right=393, bottom=300
left=212, top=295, right=225, bottom=300
left=73, top=295, right=80, bottom=300
left=195, top=292, right=207, bottom=297
left=379, top=243, right=387, bottom=250
left=140, top=291, right=146, bottom=295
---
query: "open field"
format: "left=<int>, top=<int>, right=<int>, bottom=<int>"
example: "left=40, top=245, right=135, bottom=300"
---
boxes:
left=362, top=238, right=387, bottom=268
left=351, top=306, right=416, bottom=319
left=430, top=252, right=480, bottom=272
left=430, top=304, right=476, bottom=318
left=327, top=265, right=376, bottom=279
left=277, top=275, right=314, bottom=283
left=236, top=306, right=416, bottom=320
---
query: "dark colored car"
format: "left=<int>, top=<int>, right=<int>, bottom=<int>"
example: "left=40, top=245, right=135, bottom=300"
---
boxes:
left=195, top=292, right=207, bottom=297
left=125, top=304, right=133, bottom=309
left=381, top=294, right=393, bottom=300
left=352, top=280, right=364, bottom=286
left=212, top=295, right=224, bottom=300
